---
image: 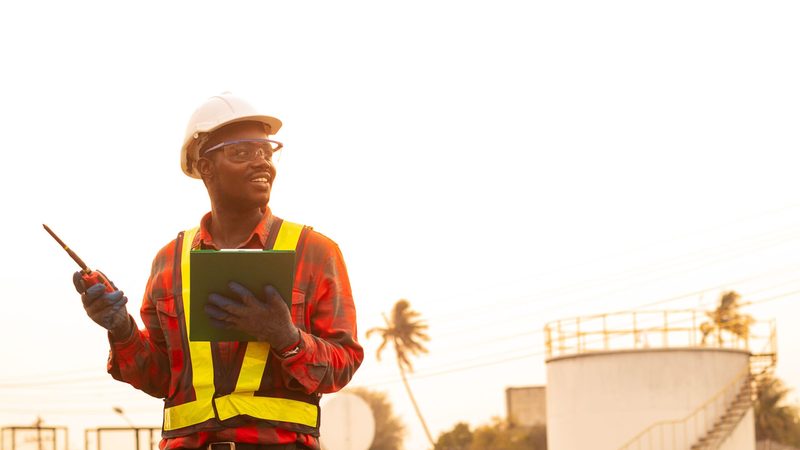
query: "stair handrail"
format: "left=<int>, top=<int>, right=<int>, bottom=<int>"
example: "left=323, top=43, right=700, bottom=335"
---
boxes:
left=618, top=364, right=751, bottom=450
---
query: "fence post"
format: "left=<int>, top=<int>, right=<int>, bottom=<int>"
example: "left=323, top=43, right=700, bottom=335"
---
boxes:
left=545, top=326, right=551, bottom=359
left=557, top=321, right=563, bottom=355
left=672, top=423, right=677, bottom=450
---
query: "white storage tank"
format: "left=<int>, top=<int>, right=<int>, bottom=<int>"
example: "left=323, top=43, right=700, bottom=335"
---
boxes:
left=544, top=310, right=773, bottom=450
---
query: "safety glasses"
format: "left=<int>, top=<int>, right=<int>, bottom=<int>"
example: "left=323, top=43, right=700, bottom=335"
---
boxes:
left=201, top=139, right=284, bottom=164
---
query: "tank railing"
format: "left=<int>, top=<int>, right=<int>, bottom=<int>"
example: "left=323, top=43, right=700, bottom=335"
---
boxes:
left=749, top=329, right=779, bottom=406
left=760, top=322, right=778, bottom=363
left=617, top=364, right=751, bottom=450
left=544, top=310, right=775, bottom=360
left=751, top=326, right=778, bottom=367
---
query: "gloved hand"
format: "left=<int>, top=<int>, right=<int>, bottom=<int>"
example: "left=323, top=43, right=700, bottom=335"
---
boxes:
left=205, top=282, right=299, bottom=349
left=72, top=271, right=133, bottom=340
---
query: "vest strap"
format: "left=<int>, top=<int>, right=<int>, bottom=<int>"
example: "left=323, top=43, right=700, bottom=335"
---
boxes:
left=164, top=226, right=216, bottom=431
left=162, top=220, right=318, bottom=432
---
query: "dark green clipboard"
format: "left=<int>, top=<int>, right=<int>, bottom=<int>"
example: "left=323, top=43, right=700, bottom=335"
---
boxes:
left=189, top=250, right=295, bottom=342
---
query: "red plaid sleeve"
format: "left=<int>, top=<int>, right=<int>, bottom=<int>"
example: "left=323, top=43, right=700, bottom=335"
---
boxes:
left=277, top=230, right=364, bottom=394
left=106, top=239, right=176, bottom=398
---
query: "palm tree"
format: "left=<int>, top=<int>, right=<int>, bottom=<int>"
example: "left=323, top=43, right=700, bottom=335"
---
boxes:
left=755, top=375, right=800, bottom=446
left=700, top=291, right=754, bottom=345
left=367, top=299, right=434, bottom=446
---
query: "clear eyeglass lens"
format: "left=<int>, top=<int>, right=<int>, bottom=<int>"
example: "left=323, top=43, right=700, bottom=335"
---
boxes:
left=224, top=142, right=276, bottom=163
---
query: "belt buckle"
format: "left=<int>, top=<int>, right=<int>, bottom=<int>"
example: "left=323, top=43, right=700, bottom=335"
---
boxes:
left=207, top=442, right=236, bottom=450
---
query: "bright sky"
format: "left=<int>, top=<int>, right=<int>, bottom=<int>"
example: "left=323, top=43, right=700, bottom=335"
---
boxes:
left=1, top=1, right=800, bottom=450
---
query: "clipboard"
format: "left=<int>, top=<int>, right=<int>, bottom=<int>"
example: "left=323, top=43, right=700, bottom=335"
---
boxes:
left=189, top=250, right=295, bottom=342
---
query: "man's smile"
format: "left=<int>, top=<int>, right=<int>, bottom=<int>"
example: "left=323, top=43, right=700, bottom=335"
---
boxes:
left=249, top=172, right=272, bottom=186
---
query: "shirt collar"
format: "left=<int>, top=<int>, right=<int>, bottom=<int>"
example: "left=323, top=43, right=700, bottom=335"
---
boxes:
left=193, top=207, right=273, bottom=250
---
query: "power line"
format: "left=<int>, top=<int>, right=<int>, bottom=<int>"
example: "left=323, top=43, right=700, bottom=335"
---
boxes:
left=0, top=376, right=109, bottom=389
left=431, top=264, right=800, bottom=343
left=427, top=273, right=800, bottom=358
left=0, top=406, right=158, bottom=415
left=428, top=227, right=800, bottom=335
left=356, top=288, right=800, bottom=387
left=5, top=280, right=795, bottom=393
left=364, top=273, right=800, bottom=382
left=0, top=384, right=151, bottom=399
left=7, top=250, right=798, bottom=405
left=3, top=289, right=794, bottom=415
left=0, top=367, right=101, bottom=383
left=354, top=348, right=546, bottom=388
left=423, top=206, right=800, bottom=322
left=618, top=272, right=800, bottom=313
left=743, top=289, right=800, bottom=307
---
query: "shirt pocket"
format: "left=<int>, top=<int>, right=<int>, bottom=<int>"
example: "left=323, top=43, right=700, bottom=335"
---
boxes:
left=155, top=295, right=178, bottom=317
left=154, top=295, right=183, bottom=350
left=154, top=295, right=184, bottom=400
left=291, top=289, right=307, bottom=332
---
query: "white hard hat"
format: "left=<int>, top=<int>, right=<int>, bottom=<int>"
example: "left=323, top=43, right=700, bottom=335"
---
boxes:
left=181, top=93, right=283, bottom=178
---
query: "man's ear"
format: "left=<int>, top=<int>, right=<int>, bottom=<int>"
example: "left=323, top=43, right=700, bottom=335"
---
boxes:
left=196, top=157, right=214, bottom=179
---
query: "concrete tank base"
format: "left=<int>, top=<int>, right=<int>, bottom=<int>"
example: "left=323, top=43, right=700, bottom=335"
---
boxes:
left=546, top=348, right=754, bottom=450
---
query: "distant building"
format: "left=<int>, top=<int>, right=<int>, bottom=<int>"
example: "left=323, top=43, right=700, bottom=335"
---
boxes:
left=506, top=385, right=546, bottom=427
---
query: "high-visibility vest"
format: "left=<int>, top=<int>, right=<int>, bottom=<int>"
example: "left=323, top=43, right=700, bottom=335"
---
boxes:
left=162, top=220, right=319, bottom=434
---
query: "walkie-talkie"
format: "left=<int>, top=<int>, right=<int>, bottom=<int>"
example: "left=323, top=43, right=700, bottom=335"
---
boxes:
left=43, top=224, right=115, bottom=293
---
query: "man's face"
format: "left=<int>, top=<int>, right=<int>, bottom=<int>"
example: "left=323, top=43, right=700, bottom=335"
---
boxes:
left=198, top=121, right=277, bottom=209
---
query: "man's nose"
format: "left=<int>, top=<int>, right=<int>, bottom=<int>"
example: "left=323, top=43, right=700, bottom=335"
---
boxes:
left=250, top=151, right=275, bottom=171
left=252, top=150, right=270, bottom=165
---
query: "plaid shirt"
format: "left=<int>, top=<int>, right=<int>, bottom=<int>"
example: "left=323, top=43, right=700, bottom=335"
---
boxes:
left=107, top=209, right=363, bottom=450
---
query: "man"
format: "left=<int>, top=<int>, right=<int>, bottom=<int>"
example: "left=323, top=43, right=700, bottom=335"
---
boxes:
left=72, top=93, right=363, bottom=450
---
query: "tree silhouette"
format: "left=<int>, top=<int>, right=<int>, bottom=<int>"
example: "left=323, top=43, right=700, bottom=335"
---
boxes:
left=755, top=375, right=800, bottom=447
left=434, top=418, right=548, bottom=450
left=348, top=387, right=406, bottom=450
left=700, top=291, right=754, bottom=345
left=367, top=299, right=434, bottom=445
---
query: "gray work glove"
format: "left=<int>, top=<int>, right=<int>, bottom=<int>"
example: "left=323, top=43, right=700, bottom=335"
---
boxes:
left=72, top=271, right=133, bottom=340
left=205, top=282, right=299, bottom=349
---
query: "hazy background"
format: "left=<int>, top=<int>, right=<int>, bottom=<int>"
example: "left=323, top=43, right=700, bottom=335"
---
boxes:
left=1, top=1, right=799, bottom=449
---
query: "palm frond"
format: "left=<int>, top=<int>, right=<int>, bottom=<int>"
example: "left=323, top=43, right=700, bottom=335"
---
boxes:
left=374, top=338, right=389, bottom=361
left=365, top=326, right=388, bottom=339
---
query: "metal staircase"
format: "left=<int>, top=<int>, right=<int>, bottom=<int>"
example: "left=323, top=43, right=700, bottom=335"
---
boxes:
left=690, top=373, right=753, bottom=449
left=690, top=351, right=776, bottom=449
left=618, top=320, right=777, bottom=450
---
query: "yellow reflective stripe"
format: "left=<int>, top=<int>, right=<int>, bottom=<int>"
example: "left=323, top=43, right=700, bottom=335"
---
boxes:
left=163, top=227, right=216, bottom=431
left=232, top=220, right=303, bottom=394
left=273, top=220, right=304, bottom=251
left=231, top=220, right=304, bottom=399
left=234, top=341, right=270, bottom=392
left=215, top=394, right=319, bottom=427
left=163, top=221, right=315, bottom=432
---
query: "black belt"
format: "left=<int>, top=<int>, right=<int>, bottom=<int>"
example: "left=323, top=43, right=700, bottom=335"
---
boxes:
left=198, top=443, right=298, bottom=450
